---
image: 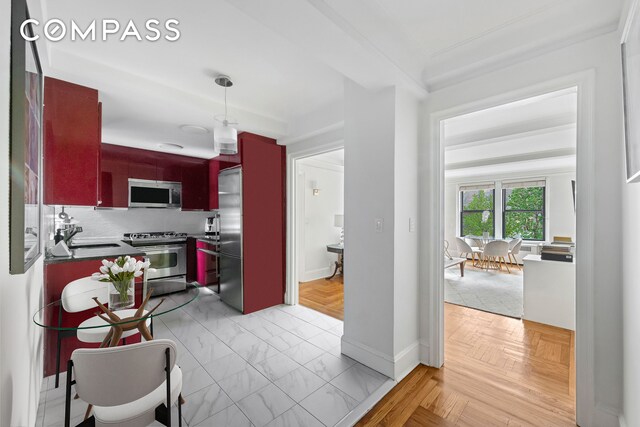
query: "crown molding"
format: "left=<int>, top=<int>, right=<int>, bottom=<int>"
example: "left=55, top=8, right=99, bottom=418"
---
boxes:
left=424, top=22, right=618, bottom=92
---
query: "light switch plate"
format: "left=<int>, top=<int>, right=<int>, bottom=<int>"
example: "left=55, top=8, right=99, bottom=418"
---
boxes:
left=409, top=217, right=416, bottom=232
left=375, top=218, right=384, bottom=233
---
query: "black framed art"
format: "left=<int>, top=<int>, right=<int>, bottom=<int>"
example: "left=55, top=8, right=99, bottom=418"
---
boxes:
left=10, top=1, right=43, bottom=274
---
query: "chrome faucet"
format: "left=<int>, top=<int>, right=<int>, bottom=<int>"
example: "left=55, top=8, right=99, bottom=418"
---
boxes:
left=55, top=225, right=83, bottom=245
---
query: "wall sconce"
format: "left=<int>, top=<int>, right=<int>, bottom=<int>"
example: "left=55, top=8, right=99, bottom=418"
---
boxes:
left=310, top=179, right=320, bottom=196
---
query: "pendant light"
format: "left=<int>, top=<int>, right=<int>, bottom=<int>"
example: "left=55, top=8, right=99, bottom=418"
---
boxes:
left=214, top=75, right=238, bottom=155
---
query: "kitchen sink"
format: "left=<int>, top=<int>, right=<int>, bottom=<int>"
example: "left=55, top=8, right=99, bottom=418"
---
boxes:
left=69, top=243, right=121, bottom=249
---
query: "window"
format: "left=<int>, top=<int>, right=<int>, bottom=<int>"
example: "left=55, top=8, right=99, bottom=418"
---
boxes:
left=502, top=182, right=545, bottom=241
left=460, top=187, right=495, bottom=237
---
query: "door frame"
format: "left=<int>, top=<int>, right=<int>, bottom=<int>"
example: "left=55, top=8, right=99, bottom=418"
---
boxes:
left=424, top=70, right=595, bottom=425
left=285, top=138, right=344, bottom=305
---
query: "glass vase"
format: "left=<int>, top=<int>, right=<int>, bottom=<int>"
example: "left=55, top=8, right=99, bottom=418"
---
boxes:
left=108, top=279, right=135, bottom=311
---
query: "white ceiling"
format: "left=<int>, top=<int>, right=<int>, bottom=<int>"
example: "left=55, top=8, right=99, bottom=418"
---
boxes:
left=444, top=88, right=577, bottom=180
left=29, top=0, right=622, bottom=158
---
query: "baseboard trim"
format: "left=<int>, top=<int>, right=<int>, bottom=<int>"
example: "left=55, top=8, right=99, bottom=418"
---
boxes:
left=393, top=341, right=420, bottom=381
left=341, top=337, right=395, bottom=378
left=300, top=267, right=332, bottom=283
left=335, top=378, right=396, bottom=427
left=619, top=414, right=627, bottom=427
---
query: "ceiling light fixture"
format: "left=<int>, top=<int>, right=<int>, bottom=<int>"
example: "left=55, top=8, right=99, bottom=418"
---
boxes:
left=213, top=75, right=238, bottom=155
left=179, top=124, right=209, bottom=135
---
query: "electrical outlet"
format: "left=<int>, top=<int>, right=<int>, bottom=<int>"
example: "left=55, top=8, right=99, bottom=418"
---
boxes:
left=409, top=217, right=416, bottom=232
left=375, top=218, right=384, bottom=233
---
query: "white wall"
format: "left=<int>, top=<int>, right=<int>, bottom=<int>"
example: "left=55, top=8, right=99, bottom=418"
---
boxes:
left=421, top=31, right=624, bottom=427
left=54, top=206, right=214, bottom=240
left=343, top=82, right=396, bottom=372
left=444, top=171, right=577, bottom=256
left=343, top=80, right=421, bottom=379
left=392, top=88, right=420, bottom=378
left=296, top=159, right=343, bottom=282
left=1, top=0, right=45, bottom=424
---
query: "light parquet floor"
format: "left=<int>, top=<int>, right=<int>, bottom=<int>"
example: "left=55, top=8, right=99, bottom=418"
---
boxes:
left=299, top=276, right=344, bottom=320
left=357, top=303, right=576, bottom=426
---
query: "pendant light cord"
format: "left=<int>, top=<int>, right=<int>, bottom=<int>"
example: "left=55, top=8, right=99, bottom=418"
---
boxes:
left=224, top=86, right=228, bottom=122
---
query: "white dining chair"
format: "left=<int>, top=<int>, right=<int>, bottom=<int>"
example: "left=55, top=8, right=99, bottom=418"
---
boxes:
left=482, top=240, right=511, bottom=273
left=456, top=237, right=483, bottom=266
left=65, top=339, right=183, bottom=427
left=55, top=277, right=149, bottom=388
left=508, top=238, right=523, bottom=269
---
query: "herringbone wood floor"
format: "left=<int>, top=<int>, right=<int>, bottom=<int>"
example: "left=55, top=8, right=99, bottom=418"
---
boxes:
left=357, top=303, right=576, bottom=426
left=299, top=276, right=344, bottom=320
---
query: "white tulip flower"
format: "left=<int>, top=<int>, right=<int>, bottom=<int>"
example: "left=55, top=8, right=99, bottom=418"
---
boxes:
left=134, top=271, right=143, bottom=277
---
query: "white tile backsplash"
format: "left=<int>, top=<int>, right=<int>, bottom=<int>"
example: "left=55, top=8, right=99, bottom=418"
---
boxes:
left=52, top=206, right=213, bottom=239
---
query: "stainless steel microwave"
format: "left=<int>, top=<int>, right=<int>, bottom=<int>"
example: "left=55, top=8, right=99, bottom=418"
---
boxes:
left=128, top=179, right=182, bottom=208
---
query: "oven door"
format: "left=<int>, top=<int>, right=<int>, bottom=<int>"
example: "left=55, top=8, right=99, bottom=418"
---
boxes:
left=137, top=244, right=186, bottom=280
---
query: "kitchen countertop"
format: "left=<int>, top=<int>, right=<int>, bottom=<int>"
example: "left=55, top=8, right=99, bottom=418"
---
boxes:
left=44, top=239, right=146, bottom=264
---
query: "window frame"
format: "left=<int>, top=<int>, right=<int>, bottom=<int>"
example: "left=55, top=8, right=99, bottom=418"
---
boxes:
left=459, top=189, right=496, bottom=238
left=501, top=186, right=546, bottom=241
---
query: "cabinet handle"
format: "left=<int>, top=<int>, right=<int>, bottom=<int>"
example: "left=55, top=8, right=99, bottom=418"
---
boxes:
left=197, top=248, right=219, bottom=257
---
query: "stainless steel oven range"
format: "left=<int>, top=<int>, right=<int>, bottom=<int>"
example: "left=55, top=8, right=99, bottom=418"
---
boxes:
left=122, top=232, right=187, bottom=295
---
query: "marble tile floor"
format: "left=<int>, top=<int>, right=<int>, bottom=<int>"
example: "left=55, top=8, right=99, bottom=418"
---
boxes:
left=36, top=287, right=391, bottom=427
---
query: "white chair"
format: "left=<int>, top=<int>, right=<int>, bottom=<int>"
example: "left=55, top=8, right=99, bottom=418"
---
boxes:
left=55, top=277, right=149, bottom=388
left=65, top=339, right=183, bottom=427
left=455, top=237, right=483, bottom=266
left=482, top=240, right=511, bottom=273
left=508, top=238, right=523, bottom=269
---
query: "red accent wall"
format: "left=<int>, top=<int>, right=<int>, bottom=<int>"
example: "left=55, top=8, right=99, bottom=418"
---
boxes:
left=43, top=77, right=101, bottom=206
left=241, top=133, right=286, bottom=314
left=43, top=260, right=144, bottom=377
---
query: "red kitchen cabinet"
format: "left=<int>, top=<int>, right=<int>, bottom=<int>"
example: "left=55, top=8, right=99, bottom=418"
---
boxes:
left=241, top=133, right=286, bottom=314
left=44, top=77, right=101, bottom=206
left=186, top=237, right=197, bottom=283
left=100, top=144, right=130, bottom=208
left=130, top=152, right=158, bottom=181
left=156, top=153, right=183, bottom=182
left=182, top=158, right=209, bottom=210
left=196, top=240, right=219, bottom=290
left=209, top=159, right=220, bottom=210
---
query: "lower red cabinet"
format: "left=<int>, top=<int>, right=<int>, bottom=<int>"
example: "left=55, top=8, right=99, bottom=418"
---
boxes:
left=196, top=240, right=219, bottom=290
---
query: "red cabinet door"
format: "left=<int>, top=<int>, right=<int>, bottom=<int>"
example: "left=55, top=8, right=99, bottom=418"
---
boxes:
left=241, top=133, right=285, bottom=314
left=196, top=240, right=218, bottom=287
left=182, top=158, right=209, bottom=210
left=157, top=153, right=182, bottom=182
left=209, top=159, right=220, bottom=210
left=100, top=144, right=130, bottom=208
left=129, top=153, right=157, bottom=181
left=43, top=77, right=101, bottom=206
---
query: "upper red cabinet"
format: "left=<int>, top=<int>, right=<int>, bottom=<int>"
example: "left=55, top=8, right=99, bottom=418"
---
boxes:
left=43, top=77, right=101, bottom=206
left=100, top=144, right=130, bottom=208
left=181, top=157, right=209, bottom=210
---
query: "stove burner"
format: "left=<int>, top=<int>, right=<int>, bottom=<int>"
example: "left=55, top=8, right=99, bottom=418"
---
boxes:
left=124, top=231, right=187, bottom=240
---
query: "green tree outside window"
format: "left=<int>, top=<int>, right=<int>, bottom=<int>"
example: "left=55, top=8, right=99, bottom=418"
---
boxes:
left=460, top=189, right=495, bottom=237
left=503, top=187, right=545, bottom=240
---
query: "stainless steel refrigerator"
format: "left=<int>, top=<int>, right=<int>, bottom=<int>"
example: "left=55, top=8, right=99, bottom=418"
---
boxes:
left=218, top=166, right=244, bottom=312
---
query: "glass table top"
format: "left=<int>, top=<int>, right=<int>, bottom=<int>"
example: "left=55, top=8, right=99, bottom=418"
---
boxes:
left=33, top=282, right=202, bottom=331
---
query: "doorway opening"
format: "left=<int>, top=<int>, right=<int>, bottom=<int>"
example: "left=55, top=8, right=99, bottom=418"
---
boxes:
left=294, top=149, right=345, bottom=320
left=438, top=87, right=578, bottom=424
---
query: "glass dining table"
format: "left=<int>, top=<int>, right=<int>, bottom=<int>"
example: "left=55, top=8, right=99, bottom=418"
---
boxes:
left=33, top=282, right=201, bottom=341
